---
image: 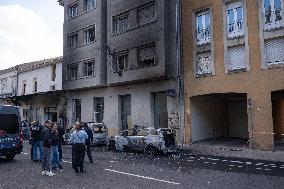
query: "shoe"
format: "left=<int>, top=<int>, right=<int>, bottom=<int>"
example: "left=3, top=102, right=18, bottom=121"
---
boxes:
left=45, top=171, right=55, bottom=177
left=41, top=170, right=46, bottom=176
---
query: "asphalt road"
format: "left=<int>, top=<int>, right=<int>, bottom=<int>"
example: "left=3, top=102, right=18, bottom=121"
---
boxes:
left=0, top=142, right=283, bottom=189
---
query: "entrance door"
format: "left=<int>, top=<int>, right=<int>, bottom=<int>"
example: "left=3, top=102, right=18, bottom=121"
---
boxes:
left=153, top=92, right=168, bottom=128
left=120, top=95, right=131, bottom=131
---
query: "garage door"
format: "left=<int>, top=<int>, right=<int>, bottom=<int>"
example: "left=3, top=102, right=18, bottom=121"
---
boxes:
left=228, top=101, right=248, bottom=138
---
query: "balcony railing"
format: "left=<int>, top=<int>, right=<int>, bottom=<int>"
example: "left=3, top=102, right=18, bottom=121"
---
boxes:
left=264, top=8, right=283, bottom=30
left=197, top=27, right=210, bottom=45
left=228, top=19, right=244, bottom=38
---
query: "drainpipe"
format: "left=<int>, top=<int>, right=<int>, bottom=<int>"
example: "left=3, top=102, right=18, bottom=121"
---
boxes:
left=176, top=0, right=184, bottom=145
left=15, top=65, right=19, bottom=106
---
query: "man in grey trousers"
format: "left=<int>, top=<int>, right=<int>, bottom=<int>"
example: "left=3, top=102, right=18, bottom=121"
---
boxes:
left=41, top=120, right=55, bottom=177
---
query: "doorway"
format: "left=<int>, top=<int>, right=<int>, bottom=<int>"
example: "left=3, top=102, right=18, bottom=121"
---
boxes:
left=120, top=95, right=131, bottom=131
left=153, top=92, right=168, bottom=129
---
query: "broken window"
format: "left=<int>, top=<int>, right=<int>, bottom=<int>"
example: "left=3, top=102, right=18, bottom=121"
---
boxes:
left=94, top=97, right=104, bottom=123
left=68, top=33, right=78, bottom=49
left=263, top=0, right=284, bottom=30
left=114, top=52, right=128, bottom=72
left=196, top=10, right=211, bottom=45
left=113, top=14, right=129, bottom=34
left=137, top=2, right=156, bottom=26
left=138, top=43, right=157, bottom=68
left=85, top=26, right=96, bottom=44
left=34, top=80, right=38, bottom=93
left=227, top=1, right=244, bottom=38
left=196, top=51, right=213, bottom=76
left=23, top=83, right=26, bottom=95
left=67, top=64, right=78, bottom=80
left=72, top=99, right=81, bottom=122
left=85, top=0, right=96, bottom=11
left=84, top=61, right=95, bottom=76
left=68, top=3, right=78, bottom=19
left=51, top=64, right=56, bottom=81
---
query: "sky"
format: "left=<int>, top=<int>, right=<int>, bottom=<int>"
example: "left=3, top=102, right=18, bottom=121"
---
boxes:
left=0, top=0, right=64, bottom=70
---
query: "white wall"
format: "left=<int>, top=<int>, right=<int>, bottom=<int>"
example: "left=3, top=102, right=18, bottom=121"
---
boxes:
left=17, top=63, right=62, bottom=96
left=66, top=80, right=180, bottom=135
left=0, top=70, right=17, bottom=95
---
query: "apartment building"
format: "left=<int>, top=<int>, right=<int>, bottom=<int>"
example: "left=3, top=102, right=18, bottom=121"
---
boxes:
left=59, top=0, right=183, bottom=138
left=0, top=57, right=64, bottom=125
left=183, top=0, right=284, bottom=150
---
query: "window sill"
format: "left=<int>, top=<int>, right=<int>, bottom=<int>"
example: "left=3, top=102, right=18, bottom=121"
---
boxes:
left=112, top=20, right=157, bottom=36
left=227, top=68, right=247, bottom=74
left=66, top=41, right=96, bottom=52
left=265, top=62, right=284, bottom=69
left=195, top=72, right=213, bottom=78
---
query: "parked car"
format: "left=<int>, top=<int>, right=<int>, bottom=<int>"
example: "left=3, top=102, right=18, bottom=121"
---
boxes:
left=108, top=125, right=177, bottom=155
left=0, top=105, right=23, bottom=160
left=87, top=122, right=108, bottom=146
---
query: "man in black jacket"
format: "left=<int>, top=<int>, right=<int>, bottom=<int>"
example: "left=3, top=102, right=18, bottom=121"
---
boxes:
left=57, top=125, right=65, bottom=161
left=30, top=121, right=43, bottom=162
left=83, top=123, right=93, bottom=163
left=41, top=120, right=55, bottom=177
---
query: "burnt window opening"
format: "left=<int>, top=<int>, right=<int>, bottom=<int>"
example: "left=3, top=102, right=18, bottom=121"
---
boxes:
left=85, top=26, right=96, bottom=44
left=113, top=14, right=129, bottom=34
left=68, top=33, right=78, bottom=50
left=34, top=80, right=38, bottom=93
left=85, top=0, right=96, bottom=11
left=67, top=64, right=78, bottom=80
left=51, top=64, right=56, bottom=81
left=138, top=43, right=157, bottom=68
left=137, top=2, right=156, bottom=26
left=84, top=61, right=95, bottom=76
left=23, top=83, right=26, bottom=95
left=114, top=52, right=128, bottom=73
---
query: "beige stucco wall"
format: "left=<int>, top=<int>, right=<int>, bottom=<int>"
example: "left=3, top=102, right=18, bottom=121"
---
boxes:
left=182, top=0, right=284, bottom=150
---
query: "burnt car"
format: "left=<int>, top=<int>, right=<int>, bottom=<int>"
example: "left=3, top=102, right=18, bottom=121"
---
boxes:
left=108, top=126, right=176, bottom=155
left=88, top=122, right=108, bottom=146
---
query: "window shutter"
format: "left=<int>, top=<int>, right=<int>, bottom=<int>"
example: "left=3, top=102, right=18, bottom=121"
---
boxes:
left=228, top=45, right=246, bottom=70
left=138, top=4, right=155, bottom=25
left=265, top=37, right=284, bottom=65
left=138, top=45, right=156, bottom=61
left=196, top=51, right=212, bottom=75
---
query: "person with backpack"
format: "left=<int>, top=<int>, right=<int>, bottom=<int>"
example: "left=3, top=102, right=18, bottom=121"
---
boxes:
left=70, top=122, right=88, bottom=174
left=41, top=120, right=55, bottom=177
left=30, top=121, right=43, bottom=162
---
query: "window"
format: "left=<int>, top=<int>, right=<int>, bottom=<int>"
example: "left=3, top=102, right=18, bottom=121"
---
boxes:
left=137, top=2, right=156, bottom=26
left=68, top=3, right=78, bottom=19
left=113, top=14, right=129, bottom=34
left=23, top=83, right=26, bottom=95
left=67, top=64, right=78, bottom=80
left=264, top=37, right=284, bottom=65
left=84, top=61, right=95, bottom=76
left=114, top=52, right=128, bottom=72
left=34, top=80, right=38, bottom=93
left=93, top=97, right=104, bottom=123
left=35, top=108, right=41, bottom=123
left=51, top=64, right=56, bottom=81
left=196, top=10, right=211, bottom=45
left=0, top=114, right=19, bottom=134
left=0, top=78, right=7, bottom=92
left=196, top=51, right=212, bottom=76
left=85, top=26, right=96, bottom=44
left=263, top=0, right=284, bottom=30
left=227, top=2, right=244, bottom=38
left=68, top=33, right=78, bottom=49
left=85, top=0, right=96, bottom=11
left=138, top=43, right=157, bottom=68
left=228, top=45, right=246, bottom=71
left=23, top=109, right=32, bottom=122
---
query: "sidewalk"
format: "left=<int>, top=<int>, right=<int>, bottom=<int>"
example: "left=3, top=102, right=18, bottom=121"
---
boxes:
left=178, top=141, right=284, bottom=163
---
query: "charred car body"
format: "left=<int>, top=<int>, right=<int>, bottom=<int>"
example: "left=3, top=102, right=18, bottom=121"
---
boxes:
left=88, top=122, right=108, bottom=146
left=108, top=126, right=177, bottom=155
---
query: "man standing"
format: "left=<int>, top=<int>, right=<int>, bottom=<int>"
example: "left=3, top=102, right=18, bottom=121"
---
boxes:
left=41, top=120, right=55, bottom=177
left=83, top=123, right=94, bottom=163
left=30, top=121, right=43, bottom=162
left=57, top=124, right=65, bottom=162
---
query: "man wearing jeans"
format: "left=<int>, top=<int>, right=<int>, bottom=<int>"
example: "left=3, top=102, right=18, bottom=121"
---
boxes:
left=30, top=121, right=43, bottom=162
left=41, top=120, right=55, bottom=177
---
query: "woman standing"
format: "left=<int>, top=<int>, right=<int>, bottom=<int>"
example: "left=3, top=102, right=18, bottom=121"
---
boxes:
left=70, top=122, right=88, bottom=174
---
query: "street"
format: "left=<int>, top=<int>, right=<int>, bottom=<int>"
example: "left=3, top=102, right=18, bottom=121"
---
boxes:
left=0, top=142, right=284, bottom=189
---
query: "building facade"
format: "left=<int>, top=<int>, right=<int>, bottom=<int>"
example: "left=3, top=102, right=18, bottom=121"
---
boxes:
left=0, top=57, right=64, bottom=125
left=59, top=0, right=183, bottom=139
left=183, top=0, right=284, bottom=150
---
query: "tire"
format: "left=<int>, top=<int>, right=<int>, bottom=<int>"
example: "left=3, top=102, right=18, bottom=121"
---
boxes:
left=6, top=154, right=16, bottom=160
left=144, top=145, right=158, bottom=156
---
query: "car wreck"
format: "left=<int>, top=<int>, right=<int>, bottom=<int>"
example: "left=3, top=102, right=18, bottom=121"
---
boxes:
left=88, top=122, right=108, bottom=146
left=108, top=126, right=177, bottom=155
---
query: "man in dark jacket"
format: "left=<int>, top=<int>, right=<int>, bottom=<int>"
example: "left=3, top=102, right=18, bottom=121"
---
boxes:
left=41, top=120, right=55, bottom=177
left=83, top=123, right=93, bottom=163
left=57, top=125, right=65, bottom=161
left=30, top=121, right=43, bottom=162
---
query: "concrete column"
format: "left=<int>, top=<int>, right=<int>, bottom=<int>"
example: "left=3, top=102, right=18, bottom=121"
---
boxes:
left=248, top=91, right=274, bottom=150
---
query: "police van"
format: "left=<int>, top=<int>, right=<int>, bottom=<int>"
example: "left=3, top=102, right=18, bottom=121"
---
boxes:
left=0, top=105, right=23, bottom=160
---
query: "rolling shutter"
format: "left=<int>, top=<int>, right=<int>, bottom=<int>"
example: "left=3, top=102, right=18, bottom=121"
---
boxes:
left=228, top=45, right=246, bottom=71
left=265, top=37, right=284, bottom=65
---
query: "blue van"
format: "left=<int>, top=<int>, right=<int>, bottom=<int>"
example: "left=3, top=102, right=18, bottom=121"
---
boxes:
left=0, top=105, right=23, bottom=160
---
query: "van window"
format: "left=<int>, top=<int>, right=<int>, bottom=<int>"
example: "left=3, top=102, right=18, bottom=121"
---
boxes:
left=0, top=114, right=19, bottom=134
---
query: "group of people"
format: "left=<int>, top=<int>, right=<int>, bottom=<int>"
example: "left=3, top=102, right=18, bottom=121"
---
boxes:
left=30, top=120, right=94, bottom=176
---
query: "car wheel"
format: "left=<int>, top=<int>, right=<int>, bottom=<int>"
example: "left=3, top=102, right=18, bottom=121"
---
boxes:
left=6, top=154, right=16, bottom=160
left=144, top=145, right=158, bottom=156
